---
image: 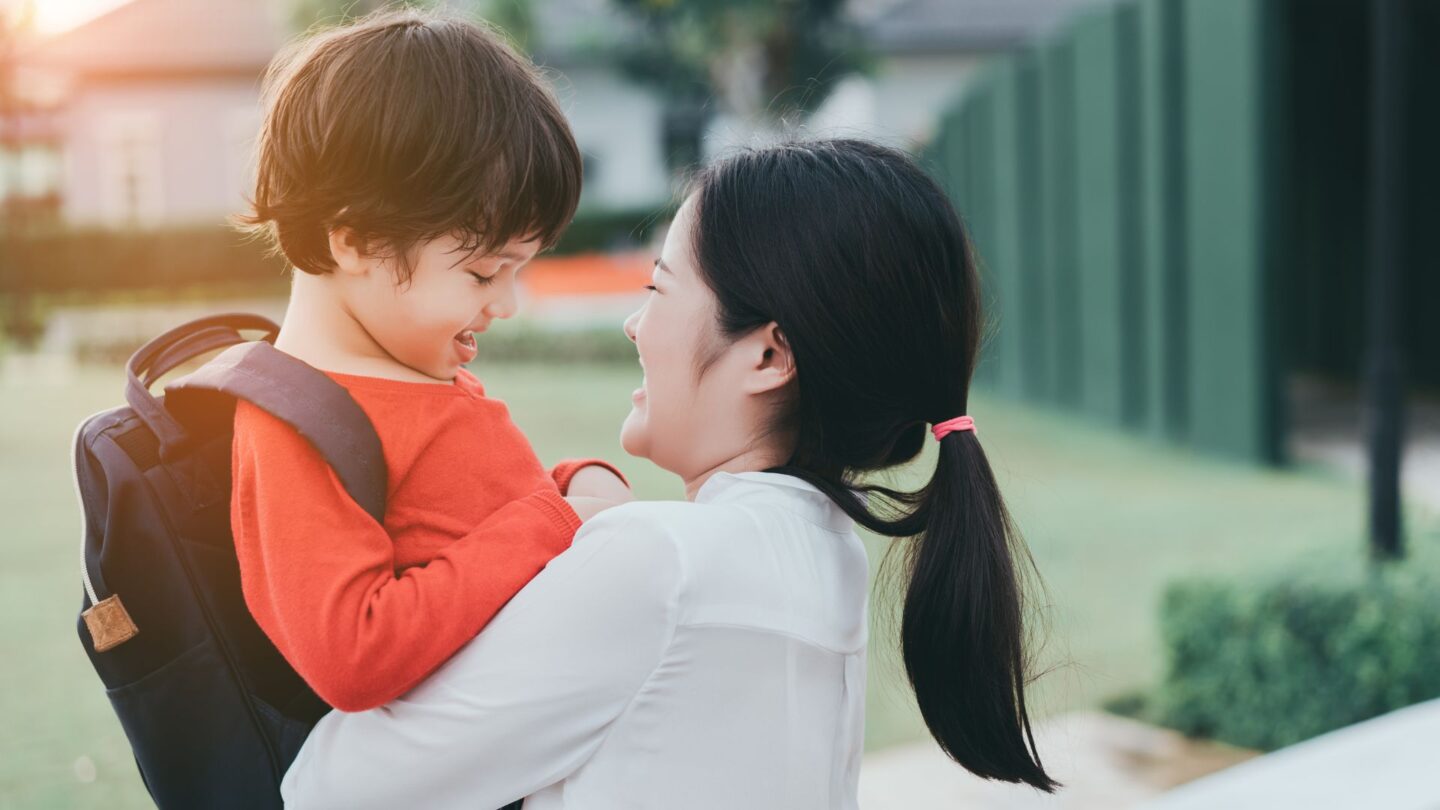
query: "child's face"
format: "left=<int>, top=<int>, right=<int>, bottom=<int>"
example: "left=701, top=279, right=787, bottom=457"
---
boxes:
left=336, top=231, right=540, bottom=380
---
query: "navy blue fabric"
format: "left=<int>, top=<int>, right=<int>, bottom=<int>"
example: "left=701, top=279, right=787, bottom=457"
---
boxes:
left=79, top=315, right=525, bottom=810
left=75, top=316, right=372, bottom=809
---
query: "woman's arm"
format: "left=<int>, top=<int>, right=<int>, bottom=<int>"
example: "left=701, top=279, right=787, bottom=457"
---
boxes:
left=280, top=505, right=682, bottom=810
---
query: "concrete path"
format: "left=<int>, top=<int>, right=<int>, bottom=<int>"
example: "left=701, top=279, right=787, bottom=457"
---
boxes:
left=860, top=711, right=1254, bottom=809
left=1290, top=376, right=1440, bottom=512
left=1137, top=698, right=1440, bottom=810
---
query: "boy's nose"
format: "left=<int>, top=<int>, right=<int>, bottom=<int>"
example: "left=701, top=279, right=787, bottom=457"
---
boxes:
left=484, top=285, right=519, bottom=320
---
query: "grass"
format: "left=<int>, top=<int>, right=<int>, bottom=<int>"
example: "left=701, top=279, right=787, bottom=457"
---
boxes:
left=3, top=358, right=1428, bottom=809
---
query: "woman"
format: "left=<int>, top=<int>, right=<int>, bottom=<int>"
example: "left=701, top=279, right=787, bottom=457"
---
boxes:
left=281, top=139, right=1056, bottom=808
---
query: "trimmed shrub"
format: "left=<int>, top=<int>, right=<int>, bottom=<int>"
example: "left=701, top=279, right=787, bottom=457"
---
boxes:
left=0, top=207, right=665, bottom=298
left=0, top=227, right=288, bottom=295
left=550, top=206, right=668, bottom=255
left=474, top=323, right=636, bottom=365
left=1154, top=563, right=1440, bottom=751
left=64, top=321, right=636, bottom=369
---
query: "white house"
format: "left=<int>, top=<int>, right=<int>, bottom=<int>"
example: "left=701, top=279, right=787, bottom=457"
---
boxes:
left=17, top=0, right=285, bottom=228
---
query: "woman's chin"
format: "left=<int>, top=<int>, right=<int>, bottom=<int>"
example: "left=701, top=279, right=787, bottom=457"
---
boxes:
left=619, top=410, right=648, bottom=459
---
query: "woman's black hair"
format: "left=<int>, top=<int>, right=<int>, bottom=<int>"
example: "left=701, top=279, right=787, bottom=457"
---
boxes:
left=687, top=139, right=1057, bottom=791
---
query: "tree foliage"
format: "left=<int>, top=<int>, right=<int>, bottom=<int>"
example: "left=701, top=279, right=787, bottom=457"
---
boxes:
left=287, top=0, right=436, bottom=32
left=609, top=0, right=868, bottom=122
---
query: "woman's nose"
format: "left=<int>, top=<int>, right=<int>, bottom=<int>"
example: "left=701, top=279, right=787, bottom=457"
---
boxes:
left=622, top=309, right=640, bottom=344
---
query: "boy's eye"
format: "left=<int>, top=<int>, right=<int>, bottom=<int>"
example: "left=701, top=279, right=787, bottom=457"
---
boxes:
left=468, top=271, right=494, bottom=286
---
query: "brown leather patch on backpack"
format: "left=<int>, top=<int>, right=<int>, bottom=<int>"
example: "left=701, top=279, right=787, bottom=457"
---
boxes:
left=83, top=595, right=139, bottom=652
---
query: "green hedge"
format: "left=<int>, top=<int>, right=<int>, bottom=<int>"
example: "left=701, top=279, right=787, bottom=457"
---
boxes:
left=0, top=207, right=662, bottom=298
left=473, top=323, right=636, bottom=365
left=1154, top=563, right=1440, bottom=751
left=67, top=321, right=637, bottom=368
left=0, top=227, right=289, bottom=295
left=551, top=206, right=667, bottom=255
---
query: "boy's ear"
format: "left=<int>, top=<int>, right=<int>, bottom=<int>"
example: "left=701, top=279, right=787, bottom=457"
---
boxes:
left=327, top=227, right=370, bottom=277
left=738, top=322, right=796, bottom=396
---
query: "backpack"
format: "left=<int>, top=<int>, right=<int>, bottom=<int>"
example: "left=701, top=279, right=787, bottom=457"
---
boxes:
left=72, top=313, right=386, bottom=809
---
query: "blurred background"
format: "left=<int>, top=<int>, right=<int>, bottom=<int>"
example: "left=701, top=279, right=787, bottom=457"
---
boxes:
left=1, top=0, right=1437, bottom=808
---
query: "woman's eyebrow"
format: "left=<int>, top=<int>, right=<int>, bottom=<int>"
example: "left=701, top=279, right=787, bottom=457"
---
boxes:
left=654, top=259, right=673, bottom=274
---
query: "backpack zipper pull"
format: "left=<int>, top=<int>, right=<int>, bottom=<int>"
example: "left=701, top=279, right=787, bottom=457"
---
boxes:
left=83, top=594, right=139, bottom=652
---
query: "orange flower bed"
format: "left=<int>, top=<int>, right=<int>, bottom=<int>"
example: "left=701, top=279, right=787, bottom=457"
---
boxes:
left=522, top=252, right=653, bottom=298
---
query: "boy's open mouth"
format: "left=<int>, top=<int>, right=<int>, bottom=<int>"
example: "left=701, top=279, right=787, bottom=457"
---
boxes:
left=455, top=331, right=477, bottom=350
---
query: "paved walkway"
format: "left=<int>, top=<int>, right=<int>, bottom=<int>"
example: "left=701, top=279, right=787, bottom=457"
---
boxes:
left=1137, top=698, right=1440, bottom=809
left=859, top=712, right=1254, bottom=810
left=1289, top=376, right=1440, bottom=511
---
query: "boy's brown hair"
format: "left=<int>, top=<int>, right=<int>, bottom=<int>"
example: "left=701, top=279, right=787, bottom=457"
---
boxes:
left=239, top=8, right=581, bottom=279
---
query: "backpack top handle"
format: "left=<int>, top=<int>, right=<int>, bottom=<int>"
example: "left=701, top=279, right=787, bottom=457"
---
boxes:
left=143, top=325, right=250, bottom=389
left=125, top=314, right=282, bottom=456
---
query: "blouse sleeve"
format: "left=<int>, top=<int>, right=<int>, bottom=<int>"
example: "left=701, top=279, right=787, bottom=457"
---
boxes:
left=280, top=504, right=683, bottom=810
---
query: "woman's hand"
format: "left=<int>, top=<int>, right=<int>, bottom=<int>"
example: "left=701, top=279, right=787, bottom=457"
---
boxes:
left=564, top=496, right=621, bottom=523
left=567, top=465, right=635, bottom=505
left=564, top=466, right=633, bottom=523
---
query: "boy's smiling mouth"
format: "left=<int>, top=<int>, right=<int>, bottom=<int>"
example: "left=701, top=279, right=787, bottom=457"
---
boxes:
left=454, top=330, right=479, bottom=362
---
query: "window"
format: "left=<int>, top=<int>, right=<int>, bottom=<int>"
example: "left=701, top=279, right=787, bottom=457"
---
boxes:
left=98, top=111, right=165, bottom=228
left=17, top=144, right=63, bottom=198
left=225, top=105, right=261, bottom=211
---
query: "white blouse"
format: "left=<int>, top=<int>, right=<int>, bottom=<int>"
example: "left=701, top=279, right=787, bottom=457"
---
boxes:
left=281, top=471, right=871, bottom=810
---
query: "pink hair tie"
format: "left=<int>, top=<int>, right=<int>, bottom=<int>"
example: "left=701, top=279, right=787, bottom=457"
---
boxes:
left=932, top=415, right=976, bottom=441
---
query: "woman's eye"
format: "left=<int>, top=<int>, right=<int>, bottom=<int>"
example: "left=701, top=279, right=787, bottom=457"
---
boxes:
left=644, top=285, right=657, bottom=292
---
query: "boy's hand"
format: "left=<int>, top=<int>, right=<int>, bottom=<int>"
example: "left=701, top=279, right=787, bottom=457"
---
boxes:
left=566, top=465, right=634, bottom=504
left=565, top=496, right=620, bottom=523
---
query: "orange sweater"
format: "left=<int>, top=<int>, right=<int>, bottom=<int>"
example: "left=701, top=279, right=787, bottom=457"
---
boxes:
left=231, top=367, right=621, bottom=711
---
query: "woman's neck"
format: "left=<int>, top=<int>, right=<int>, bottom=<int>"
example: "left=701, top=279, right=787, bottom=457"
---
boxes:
left=682, top=442, right=793, bottom=501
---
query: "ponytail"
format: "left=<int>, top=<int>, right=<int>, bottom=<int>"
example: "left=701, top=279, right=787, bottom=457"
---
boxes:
left=773, top=428, right=1056, bottom=792
left=903, top=432, right=1053, bottom=789
left=689, top=138, right=1056, bottom=792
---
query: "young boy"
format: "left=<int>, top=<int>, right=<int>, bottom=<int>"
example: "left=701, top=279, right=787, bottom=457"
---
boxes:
left=231, top=9, right=631, bottom=712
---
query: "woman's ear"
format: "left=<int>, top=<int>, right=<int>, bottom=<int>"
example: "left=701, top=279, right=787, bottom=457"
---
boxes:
left=327, top=227, right=370, bottom=277
left=740, top=323, right=797, bottom=395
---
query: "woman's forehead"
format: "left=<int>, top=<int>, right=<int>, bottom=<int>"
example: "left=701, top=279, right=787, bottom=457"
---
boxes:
left=660, top=200, right=699, bottom=274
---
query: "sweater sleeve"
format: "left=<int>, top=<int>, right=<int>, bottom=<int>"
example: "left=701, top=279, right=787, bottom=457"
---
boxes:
left=231, top=402, right=580, bottom=712
left=549, top=458, right=630, bottom=495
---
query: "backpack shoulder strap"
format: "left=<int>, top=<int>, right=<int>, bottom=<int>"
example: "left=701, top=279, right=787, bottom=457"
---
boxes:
left=164, top=342, right=387, bottom=523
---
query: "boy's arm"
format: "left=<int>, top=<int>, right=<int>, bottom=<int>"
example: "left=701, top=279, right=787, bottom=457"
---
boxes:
left=232, top=403, right=579, bottom=712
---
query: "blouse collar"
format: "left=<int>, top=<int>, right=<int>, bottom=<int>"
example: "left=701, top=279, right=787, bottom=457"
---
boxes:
left=694, top=471, right=855, bottom=533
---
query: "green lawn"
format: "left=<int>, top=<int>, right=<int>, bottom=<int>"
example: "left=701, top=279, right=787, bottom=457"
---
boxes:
left=2, top=360, right=1430, bottom=809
